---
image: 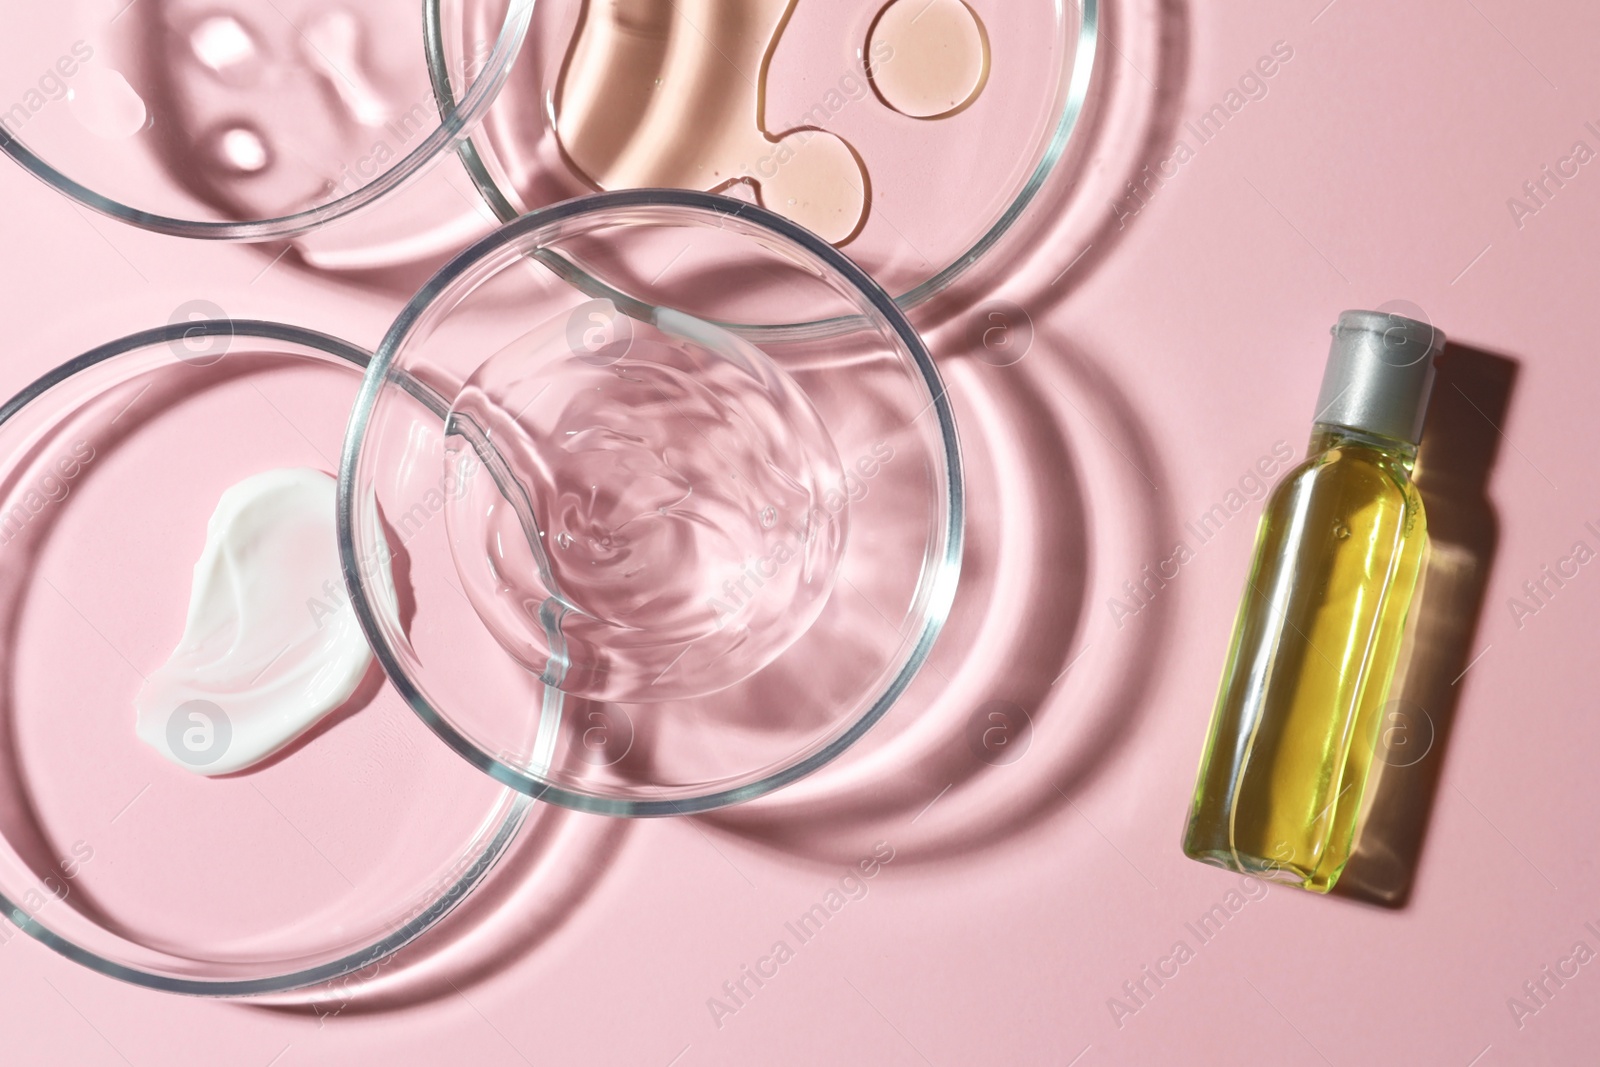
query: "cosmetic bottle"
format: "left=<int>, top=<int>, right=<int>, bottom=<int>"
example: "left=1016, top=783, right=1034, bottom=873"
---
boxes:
left=1182, top=310, right=1444, bottom=893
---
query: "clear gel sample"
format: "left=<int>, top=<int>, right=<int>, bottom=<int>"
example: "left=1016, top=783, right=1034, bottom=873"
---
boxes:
left=443, top=302, right=848, bottom=703
left=134, top=468, right=388, bottom=776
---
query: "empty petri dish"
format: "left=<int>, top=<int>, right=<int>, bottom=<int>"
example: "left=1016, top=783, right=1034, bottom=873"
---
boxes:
left=0, top=0, right=532, bottom=240
left=339, top=189, right=963, bottom=814
left=0, top=320, right=527, bottom=993
left=428, top=0, right=1098, bottom=313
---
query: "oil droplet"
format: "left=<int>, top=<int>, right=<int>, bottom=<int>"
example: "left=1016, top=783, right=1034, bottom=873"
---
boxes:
left=554, top=0, right=868, bottom=244
left=443, top=302, right=848, bottom=702
left=867, top=0, right=990, bottom=119
left=190, top=14, right=263, bottom=84
left=212, top=125, right=271, bottom=174
left=1333, top=521, right=1351, bottom=540
left=67, top=68, right=149, bottom=139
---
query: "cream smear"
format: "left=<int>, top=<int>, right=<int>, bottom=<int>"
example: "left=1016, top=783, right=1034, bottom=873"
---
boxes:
left=134, top=468, right=389, bottom=775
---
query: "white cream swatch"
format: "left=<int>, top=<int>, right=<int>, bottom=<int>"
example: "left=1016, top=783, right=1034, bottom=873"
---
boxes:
left=135, top=468, right=389, bottom=775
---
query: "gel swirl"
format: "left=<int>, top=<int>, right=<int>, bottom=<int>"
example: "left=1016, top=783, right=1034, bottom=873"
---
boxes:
left=443, top=303, right=848, bottom=703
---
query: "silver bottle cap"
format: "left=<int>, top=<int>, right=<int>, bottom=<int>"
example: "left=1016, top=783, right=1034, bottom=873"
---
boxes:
left=1312, top=309, right=1444, bottom=444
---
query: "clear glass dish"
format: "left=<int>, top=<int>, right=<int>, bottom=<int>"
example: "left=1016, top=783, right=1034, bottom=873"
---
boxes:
left=0, top=0, right=532, bottom=240
left=0, top=321, right=527, bottom=994
left=427, top=0, right=1098, bottom=315
left=338, top=189, right=963, bottom=815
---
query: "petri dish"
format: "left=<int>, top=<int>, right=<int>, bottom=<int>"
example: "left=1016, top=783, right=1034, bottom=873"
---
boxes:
left=0, top=320, right=527, bottom=994
left=427, top=0, right=1099, bottom=314
left=338, top=189, right=963, bottom=815
left=0, top=0, right=532, bottom=241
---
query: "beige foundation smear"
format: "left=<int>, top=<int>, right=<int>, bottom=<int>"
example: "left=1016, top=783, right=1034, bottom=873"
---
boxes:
left=554, top=0, right=869, bottom=244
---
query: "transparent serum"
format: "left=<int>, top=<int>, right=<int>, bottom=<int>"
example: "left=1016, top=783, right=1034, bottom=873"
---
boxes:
left=1183, top=311, right=1444, bottom=893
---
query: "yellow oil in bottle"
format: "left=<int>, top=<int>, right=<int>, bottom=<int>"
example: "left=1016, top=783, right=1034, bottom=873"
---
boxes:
left=1183, top=425, right=1428, bottom=891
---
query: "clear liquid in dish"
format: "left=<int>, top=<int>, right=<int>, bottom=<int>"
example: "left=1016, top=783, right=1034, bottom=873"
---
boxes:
left=443, top=301, right=849, bottom=703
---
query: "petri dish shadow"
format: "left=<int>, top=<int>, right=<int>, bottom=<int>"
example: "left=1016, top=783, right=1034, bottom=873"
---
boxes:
left=702, top=327, right=1176, bottom=867
left=248, top=806, right=630, bottom=1017
left=1334, top=343, right=1517, bottom=909
left=913, top=0, right=1193, bottom=331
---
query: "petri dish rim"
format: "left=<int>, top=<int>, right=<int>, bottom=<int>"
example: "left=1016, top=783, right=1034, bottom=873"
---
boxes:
left=0, top=319, right=531, bottom=996
left=0, top=0, right=534, bottom=242
left=423, top=0, right=1100, bottom=331
left=337, top=188, right=965, bottom=817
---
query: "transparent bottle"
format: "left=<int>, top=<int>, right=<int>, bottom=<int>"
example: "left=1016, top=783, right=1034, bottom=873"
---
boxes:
left=1183, top=310, right=1444, bottom=893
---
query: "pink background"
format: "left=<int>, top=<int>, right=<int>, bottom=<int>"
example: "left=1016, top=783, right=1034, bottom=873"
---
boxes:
left=4, top=0, right=1600, bottom=1063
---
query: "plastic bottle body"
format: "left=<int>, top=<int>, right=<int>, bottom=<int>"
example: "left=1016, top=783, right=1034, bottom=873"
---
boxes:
left=1183, top=425, right=1428, bottom=892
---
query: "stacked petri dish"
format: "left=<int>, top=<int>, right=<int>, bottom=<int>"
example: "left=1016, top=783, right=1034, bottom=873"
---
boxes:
left=339, top=191, right=963, bottom=815
left=0, top=0, right=1101, bottom=994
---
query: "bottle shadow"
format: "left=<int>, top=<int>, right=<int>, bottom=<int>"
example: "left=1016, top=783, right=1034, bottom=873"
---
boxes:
left=1333, top=343, right=1517, bottom=909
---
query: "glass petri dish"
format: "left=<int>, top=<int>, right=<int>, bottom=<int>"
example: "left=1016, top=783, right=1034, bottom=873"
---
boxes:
left=427, top=0, right=1098, bottom=314
left=0, top=0, right=532, bottom=240
left=339, top=189, right=963, bottom=815
left=0, top=320, right=527, bottom=994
